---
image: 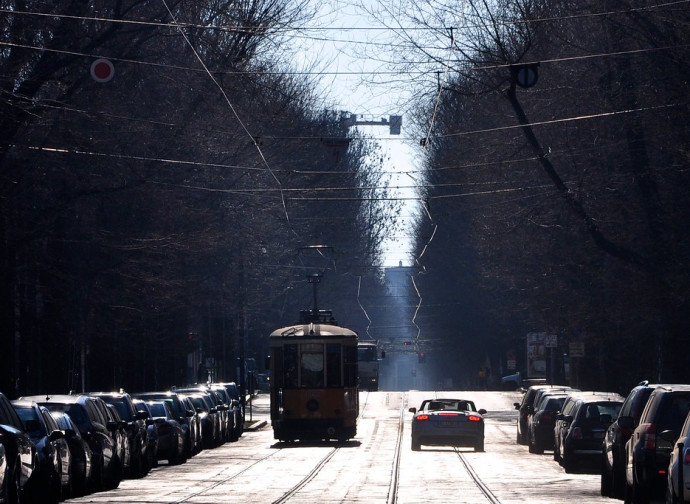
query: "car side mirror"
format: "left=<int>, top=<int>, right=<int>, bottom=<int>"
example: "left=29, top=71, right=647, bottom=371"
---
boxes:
left=478, top=409, right=487, bottom=415
left=48, top=429, right=65, bottom=442
left=514, top=402, right=521, bottom=410
left=617, top=415, right=635, bottom=430
left=408, top=407, right=417, bottom=414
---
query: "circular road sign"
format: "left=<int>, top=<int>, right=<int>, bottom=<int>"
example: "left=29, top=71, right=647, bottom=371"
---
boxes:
left=90, top=58, right=115, bottom=83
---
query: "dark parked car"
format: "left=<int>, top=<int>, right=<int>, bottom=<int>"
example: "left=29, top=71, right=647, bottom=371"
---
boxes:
left=666, top=410, right=690, bottom=504
left=176, top=387, right=228, bottom=445
left=214, top=382, right=244, bottom=439
left=12, top=400, right=71, bottom=503
left=554, top=391, right=624, bottom=473
left=180, top=393, right=222, bottom=448
left=0, top=392, right=37, bottom=504
left=145, top=401, right=185, bottom=465
left=132, top=399, right=159, bottom=469
left=528, top=392, right=570, bottom=454
left=514, top=384, right=571, bottom=445
left=133, top=391, right=196, bottom=459
left=90, top=392, right=149, bottom=478
left=101, top=403, right=130, bottom=480
left=624, top=384, right=690, bottom=503
left=210, top=385, right=239, bottom=441
left=49, top=411, right=92, bottom=498
left=177, top=395, right=202, bottom=455
left=600, top=381, right=657, bottom=499
left=23, top=394, right=122, bottom=491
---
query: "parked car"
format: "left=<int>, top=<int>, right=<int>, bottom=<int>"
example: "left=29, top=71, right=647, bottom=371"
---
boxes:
left=176, top=387, right=228, bottom=445
left=666, top=410, right=690, bottom=504
left=528, top=392, right=570, bottom=454
left=145, top=401, right=185, bottom=465
left=214, top=382, right=244, bottom=439
left=514, top=384, right=571, bottom=445
left=132, top=399, right=159, bottom=469
left=600, top=381, right=657, bottom=499
left=49, top=411, right=92, bottom=498
left=625, top=384, right=690, bottom=503
left=180, top=393, right=222, bottom=448
left=554, top=391, right=624, bottom=473
left=22, top=394, right=122, bottom=491
left=408, top=398, right=486, bottom=452
left=177, top=395, right=202, bottom=455
left=132, top=391, right=196, bottom=459
left=210, top=385, right=239, bottom=441
left=102, top=403, right=130, bottom=480
left=12, top=400, right=71, bottom=503
left=0, top=392, right=37, bottom=504
left=90, top=392, right=149, bottom=478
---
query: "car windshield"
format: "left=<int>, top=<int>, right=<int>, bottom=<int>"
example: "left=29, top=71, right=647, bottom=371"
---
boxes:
left=148, top=402, right=168, bottom=418
left=425, top=400, right=475, bottom=412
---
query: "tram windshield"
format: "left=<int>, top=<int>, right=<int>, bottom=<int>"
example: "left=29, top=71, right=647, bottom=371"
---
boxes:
left=273, top=341, right=357, bottom=389
left=301, top=344, right=324, bottom=387
left=358, top=345, right=377, bottom=362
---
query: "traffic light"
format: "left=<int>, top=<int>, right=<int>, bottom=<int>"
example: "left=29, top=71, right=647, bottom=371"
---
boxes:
left=418, top=352, right=426, bottom=363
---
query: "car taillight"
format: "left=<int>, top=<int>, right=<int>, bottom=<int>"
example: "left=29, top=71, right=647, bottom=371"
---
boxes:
left=640, top=423, right=656, bottom=450
left=571, top=427, right=583, bottom=440
left=468, top=415, right=482, bottom=422
left=683, top=448, right=690, bottom=464
left=415, top=415, right=430, bottom=421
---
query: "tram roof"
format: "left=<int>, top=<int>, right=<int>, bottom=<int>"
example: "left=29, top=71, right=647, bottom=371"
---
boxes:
left=270, top=323, right=358, bottom=339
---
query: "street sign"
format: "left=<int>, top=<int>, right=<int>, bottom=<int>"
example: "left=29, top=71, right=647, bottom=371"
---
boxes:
left=90, top=58, right=115, bottom=83
left=569, top=341, right=585, bottom=357
left=545, top=334, right=558, bottom=348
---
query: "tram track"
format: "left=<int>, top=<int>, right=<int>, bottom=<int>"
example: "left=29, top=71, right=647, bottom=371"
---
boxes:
left=454, top=448, right=503, bottom=504
left=386, top=392, right=406, bottom=504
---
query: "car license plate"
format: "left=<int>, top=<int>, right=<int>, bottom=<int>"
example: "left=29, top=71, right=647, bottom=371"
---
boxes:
left=593, top=430, right=605, bottom=439
left=439, top=421, right=455, bottom=427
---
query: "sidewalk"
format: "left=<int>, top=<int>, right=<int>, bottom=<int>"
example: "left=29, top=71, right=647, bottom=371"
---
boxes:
left=244, top=392, right=270, bottom=431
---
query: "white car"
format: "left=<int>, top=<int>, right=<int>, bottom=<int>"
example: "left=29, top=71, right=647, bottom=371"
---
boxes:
left=409, top=398, right=486, bottom=452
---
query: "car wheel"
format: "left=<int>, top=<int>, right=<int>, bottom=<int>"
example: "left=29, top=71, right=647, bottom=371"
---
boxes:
left=411, top=437, right=421, bottom=451
left=600, top=457, right=612, bottom=497
left=7, top=458, right=21, bottom=504
left=631, top=474, right=647, bottom=504
left=474, top=439, right=485, bottom=452
left=562, top=453, right=575, bottom=474
left=665, top=484, right=677, bottom=504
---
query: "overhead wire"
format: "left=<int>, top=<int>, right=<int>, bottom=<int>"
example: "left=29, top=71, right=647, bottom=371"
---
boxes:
left=158, top=0, right=292, bottom=227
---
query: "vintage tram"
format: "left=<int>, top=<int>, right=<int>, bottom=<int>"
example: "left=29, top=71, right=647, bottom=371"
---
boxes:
left=268, top=307, right=359, bottom=442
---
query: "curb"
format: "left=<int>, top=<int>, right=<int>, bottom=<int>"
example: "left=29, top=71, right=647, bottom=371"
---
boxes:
left=244, top=419, right=268, bottom=431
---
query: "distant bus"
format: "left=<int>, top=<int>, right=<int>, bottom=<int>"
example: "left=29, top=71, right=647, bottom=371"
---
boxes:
left=358, top=341, right=383, bottom=391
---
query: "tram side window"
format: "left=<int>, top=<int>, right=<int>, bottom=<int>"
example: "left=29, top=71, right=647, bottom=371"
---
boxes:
left=301, top=343, right=324, bottom=387
left=343, top=345, right=358, bottom=387
left=283, top=344, right=299, bottom=388
left=326, top=344, right=342, bottom=387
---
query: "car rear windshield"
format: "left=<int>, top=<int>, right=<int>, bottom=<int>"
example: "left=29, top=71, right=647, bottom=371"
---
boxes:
left=657, top=393, right=690, bottom=432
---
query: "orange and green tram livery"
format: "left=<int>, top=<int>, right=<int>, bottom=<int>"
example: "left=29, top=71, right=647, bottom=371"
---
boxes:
left=268, top=310, right=358, bottom=442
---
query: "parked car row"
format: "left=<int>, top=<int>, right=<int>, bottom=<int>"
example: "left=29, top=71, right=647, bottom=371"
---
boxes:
left=514, top=381, right=690, bottom=504
left=0, top=382, right=245, bottom=503
left=515, top=385, right=625, bottom=471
